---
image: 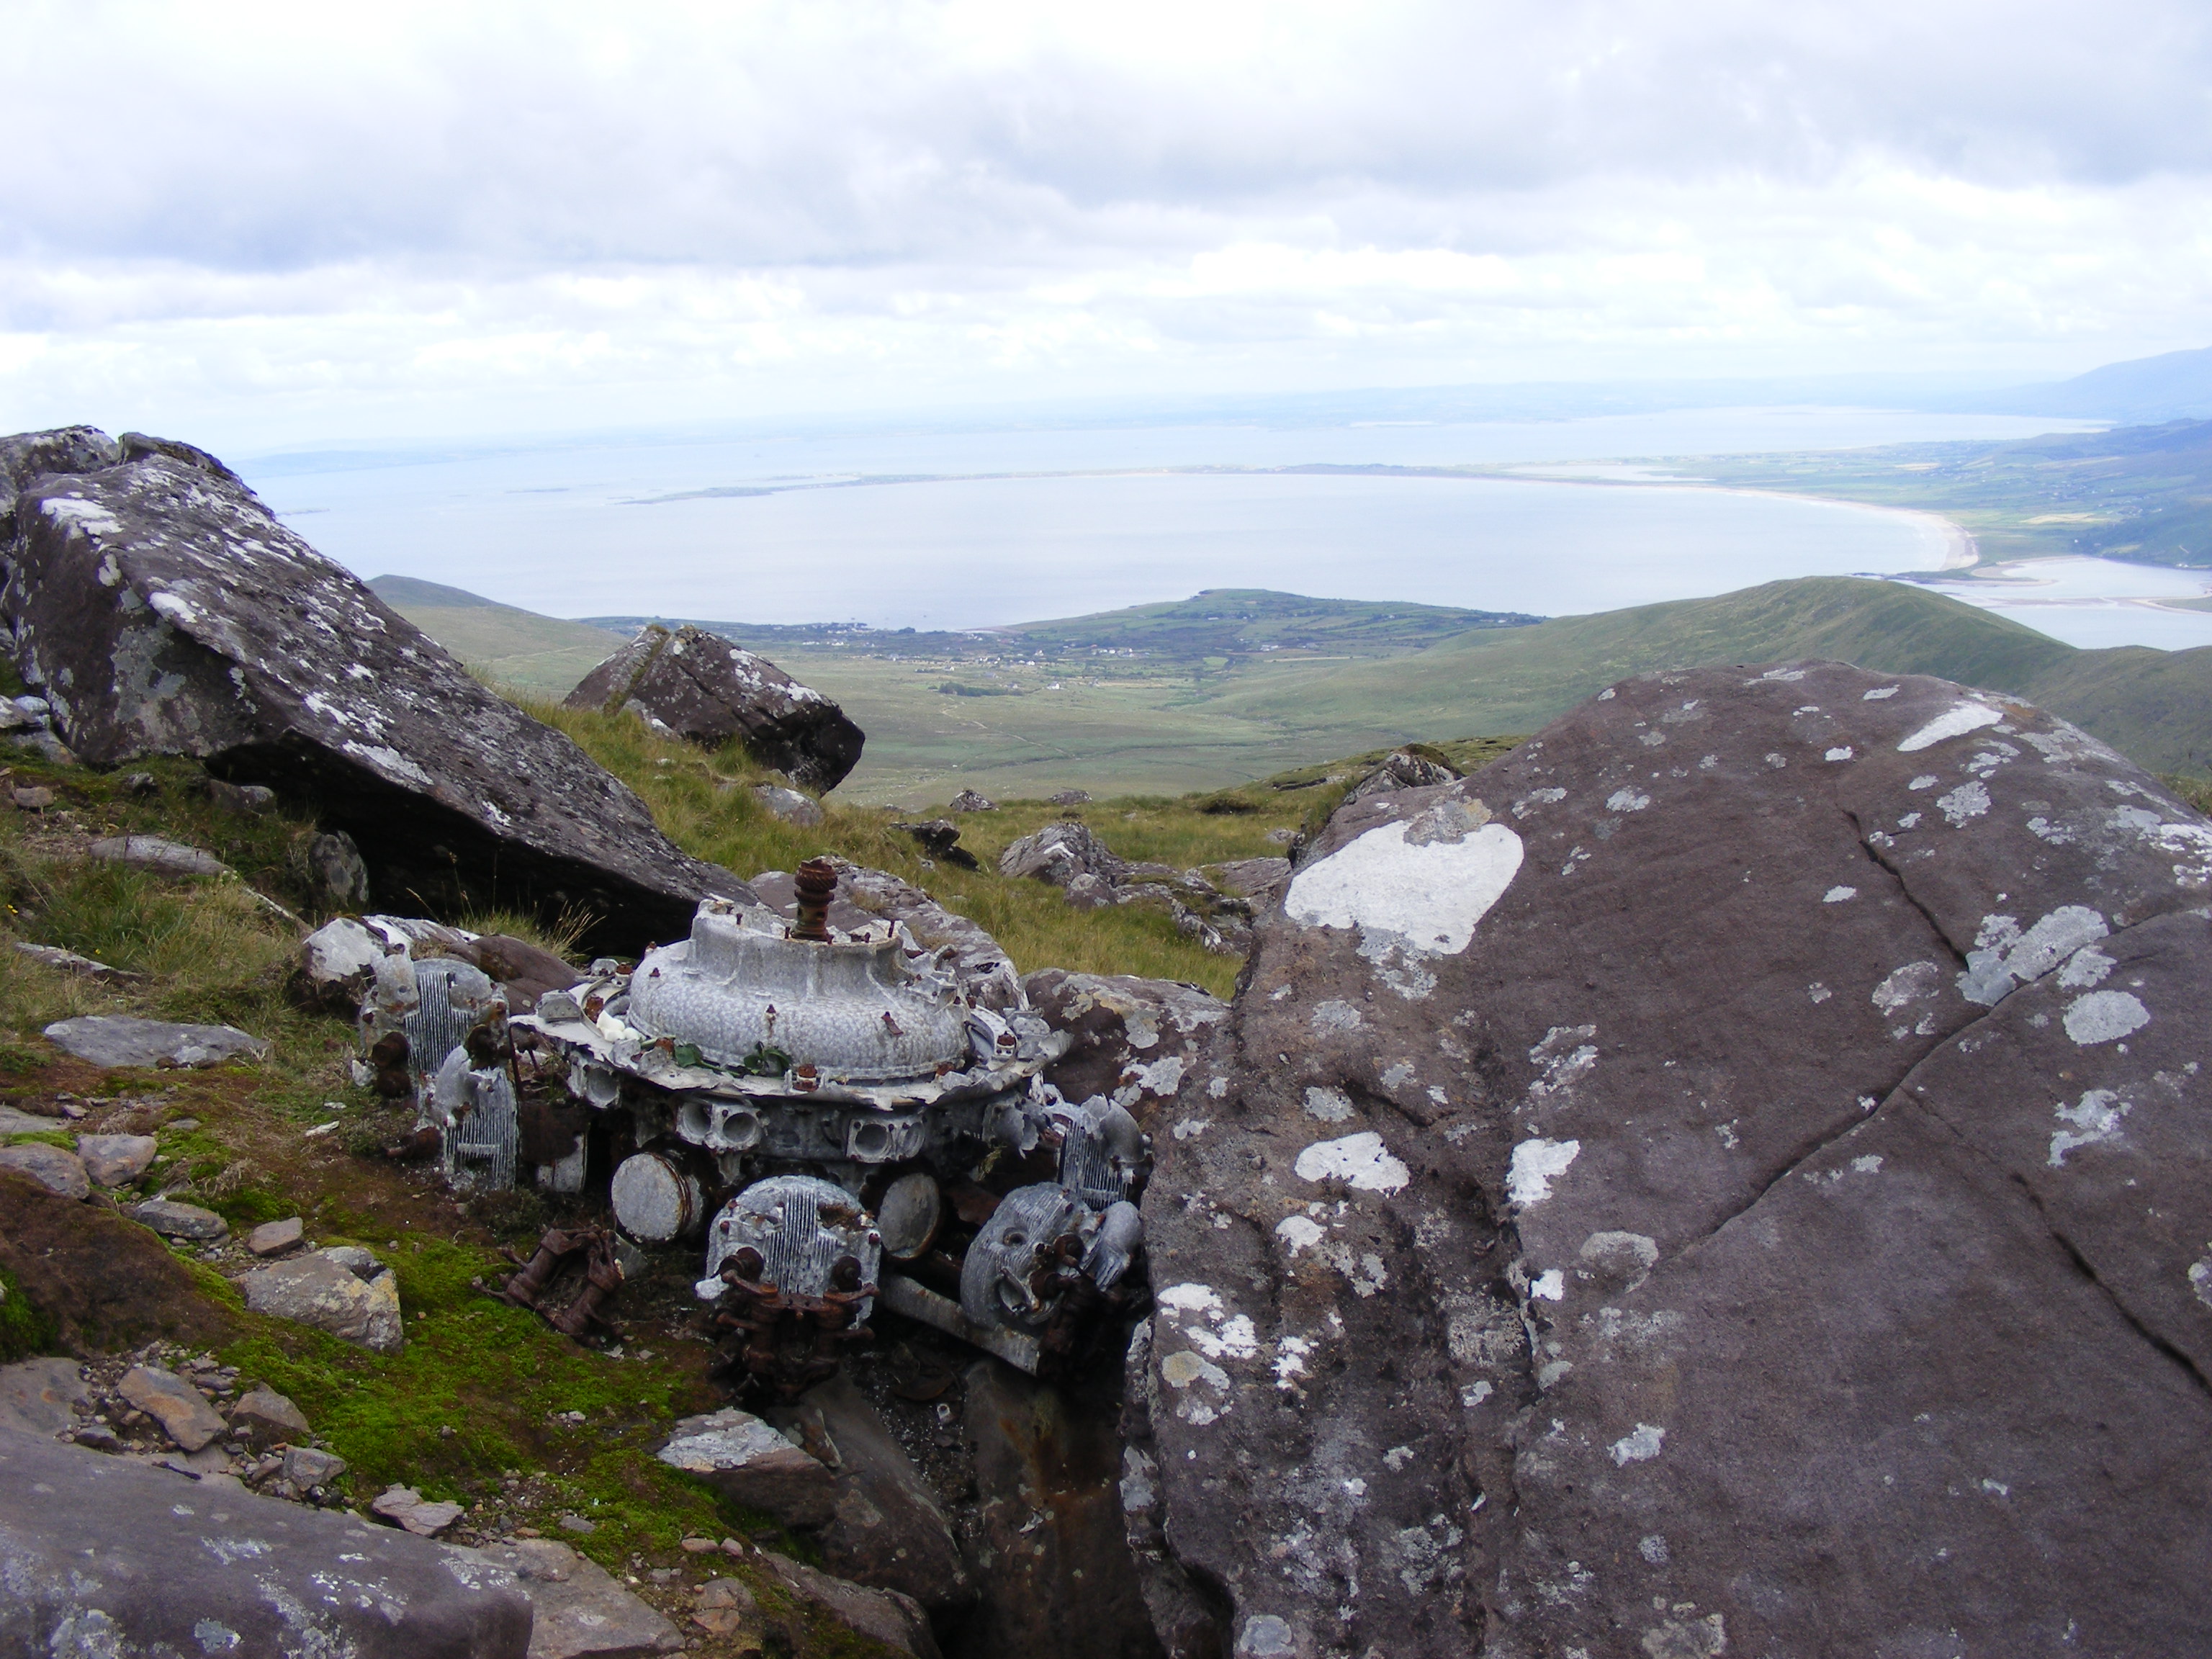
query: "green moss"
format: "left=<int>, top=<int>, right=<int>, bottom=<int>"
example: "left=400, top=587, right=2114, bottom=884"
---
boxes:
left=0, top=1261, right=58, bottom=1362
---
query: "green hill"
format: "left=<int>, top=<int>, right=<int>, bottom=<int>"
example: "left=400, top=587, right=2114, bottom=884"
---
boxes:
left=369, top=575, right=624, bottom=695
left=1207, top=577, right=2212, bottom=774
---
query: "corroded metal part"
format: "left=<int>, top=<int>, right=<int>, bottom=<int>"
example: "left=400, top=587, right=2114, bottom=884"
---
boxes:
left=698, top=1174, right=883, bottom=1400
left=960, top=1183, right=1099, bottom=1331
left=432, top=1048, right=519, bottom=1193
left=611, top=1151, right=705, bottom=1242
left=701, top=1174, right=881, bottom=1307
left=1056, top=1097, right=1149, bottom=1209
left=876, top=1172, right=943, bottom=1262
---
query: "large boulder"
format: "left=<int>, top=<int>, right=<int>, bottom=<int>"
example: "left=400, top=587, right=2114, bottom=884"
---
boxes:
left=1022, top=969, right=1228, bottom=1130
left=565, top=623, right=864, bottom=792
left=1134, top=662, right=2212, bottom=1658
left=999, top=820, right=1128, bottom=888
left=0, top=1427, right=532, bottom=1657
left=0, top=428, right=752, bottom=956
left=236, top=1247, right=405, bottom=1353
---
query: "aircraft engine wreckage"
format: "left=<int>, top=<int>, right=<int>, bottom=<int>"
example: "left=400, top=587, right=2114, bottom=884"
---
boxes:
left=428, top=859, right=1158, bottom=1390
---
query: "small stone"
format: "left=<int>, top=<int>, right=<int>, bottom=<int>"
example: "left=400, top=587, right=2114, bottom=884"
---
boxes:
left=119, top=772, right=160, bottom=796
left=10, top=786, right=53, bottom=809
left=86, top=835, right=230, bottom=877
left=372, top=1485, right=464, bottom=1536
left=117, top=1364, right=228, bottom=1453
left=0, top=1142, right=90, bottom=1200
left=282, top=1445, right=349, bottom=1487
left=72, top=1425, right=122, bottom=1452
left=679, top=1536, right=718, bottom=1553
left=235, top=1250, right=403, bottom=1352
left=247, top=1217, right=305, bottom=1256
left=130, top=1198, right=228, bottom=1240
left=751, top=784, right=824, bottom=827
left=165, top=1118, right=202, bottom=1132
left=556, top=1514, right=596, bottom=1535
left=76, top=1133, right=158, bottom=1187
left=230, top=1384, right=311, bottom=1444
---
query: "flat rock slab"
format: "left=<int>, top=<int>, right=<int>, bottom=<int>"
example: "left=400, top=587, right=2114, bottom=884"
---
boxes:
left=760, top=1552, right=940, bottom=1659
left=0, top=1357, right=90, bottom=1437
left=76, top=1132, right=156, bottom=1186
left=230, top=1383, right=310, bottom=1444
left=14, top=940, right=134, bottom=979
left=117, top=1363, right=228, bottom=1452
left=658, top=1407, right=835, bottom=1527
left=247, top=1215, right=305, bottom=1255
left=373, top=1484, right=466, bottom=1536
left=238, top=1250, right=404, bottom=1352
left=0, top=1426, right=531, bottom=1658
left=446, top=1537, right=685, bottom=1658
left=0, top=1141, right=88, bottom=1200
left=45, top=1015, right=268, bottom=1068
left=1137, top=661, right=2212, bottom=1658
left=2, top=431, right=754, bottom=956
left=131, top=1197, right=228, bottom=1239
left=0, top=1104, right=63, bottom=1136
left=87, top=834, right=228, bottom=876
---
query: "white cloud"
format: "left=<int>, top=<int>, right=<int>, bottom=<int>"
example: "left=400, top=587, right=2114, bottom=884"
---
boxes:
left=4, top=0, right=2210, bottom=445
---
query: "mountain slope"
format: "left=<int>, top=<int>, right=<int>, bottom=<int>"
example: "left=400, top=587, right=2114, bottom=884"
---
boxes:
left=369, top=575, right=624, bottom=694
left=1205, top=577, right=2212, bottom=773
left=1963, top=345, right=2212, bottom=423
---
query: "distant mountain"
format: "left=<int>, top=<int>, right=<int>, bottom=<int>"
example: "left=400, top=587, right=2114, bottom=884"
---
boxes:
left=1206, top=577, right=2212, bottom=775
left=1948, top=346, right=2212, bottom=424
left=369, top=575, right=623, bottom=696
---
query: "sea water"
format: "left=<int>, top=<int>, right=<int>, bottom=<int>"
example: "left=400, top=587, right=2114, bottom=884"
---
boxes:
left=239, top=406, right=2212, bottom=649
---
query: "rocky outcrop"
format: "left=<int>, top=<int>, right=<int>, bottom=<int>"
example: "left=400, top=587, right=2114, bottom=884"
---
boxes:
left=444, top=1537, right=685, bottom=1658
left=0, top=1428, right=532, bottom=1658
left=0, top=428, right=752, bottom=955
left=1004, top=825, right=1260, bottom=956
left=44, top=1015, right=267, bottom=1068
left=1023, top=969, right=1228, bottom=1130
left=1000, top=820, right=1128, bottom=887
left=1134, top=662, right=2212, bottom=1658
left=566, top=623, right=865, bottom=792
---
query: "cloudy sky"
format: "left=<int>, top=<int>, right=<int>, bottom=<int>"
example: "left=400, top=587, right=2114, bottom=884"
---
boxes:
left=3, top=0, right=2208, bottom=450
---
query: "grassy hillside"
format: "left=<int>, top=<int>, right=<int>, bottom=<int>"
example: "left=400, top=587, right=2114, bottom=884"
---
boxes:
left=1209, top=577, right=2212, bottom=775
left=370, top=575, right=624, bottom=696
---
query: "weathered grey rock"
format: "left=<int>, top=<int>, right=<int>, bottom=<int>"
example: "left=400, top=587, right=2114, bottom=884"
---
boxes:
left=1, top=429, right=755, bottom=956
left=752, top=782, right=824, bottom=825
left=13, top=940, right=135, bottom=979
left=751, top=858, right=1024, bottom=1010
left=310, top=827, right=372, bottom=906
left=767, top=1374, right=971, bottom=1615
left=960, top=1360, right=1162, bottom=1659
left=237, top=1249, right=403, bottom=1352
left=0, top=1357, right=89, bottom=1437
left=0, top=1103, right=61, bottom=1135
left=1048, top=788, right=1092, bottom=806
left=87, top=834, right=228, bottom=876
left=130, top=1197, right=228, bottom=1239
left=0, top=1141, right=89, bottom=1200
left=9, top=784, right=51, bottom=809
left=1137, top=662, right=2212, bottom=1658
left=231, top=1383, right=311, bottom=1443
left=295, top=915, right=386, bottom=1015
left=567, top=623, right=865, bottom=792
left=1063, top=871, right=1117, bottom=911
left=1200, top=855, right=1292, bottom=911
left=282, top=1444, right=348, bottom=1487
left=75, top=1132, right=156, bottom=1187
left=891, top=817, right=979, bottom=868
left=44, top=1014, right=268, bottom=1068
left=372, top=1484, right=465, bottom=1536
left=0, top=1426, right=531, bottom=1658
left=760, top=1552, right=941, bottom=1659
left=688, top=1576, right=758, bottom=1638
left=999, top=819, right=1125, bottom=887
left=248, top=1215, right=305, bottom=1256
left=446, top=1537, right=685, bottom=1658
left=657, top=1407, right=836, bottom=1527
left=1023, top=968, right=1228, bottom=1130
left=117, top=1364, right=228, bottom=1452
left=948, top=789, right=997, bottom=813
left=1343, top=746, right=1457, bottom=802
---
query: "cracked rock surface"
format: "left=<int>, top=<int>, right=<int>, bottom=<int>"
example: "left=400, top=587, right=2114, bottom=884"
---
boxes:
left=0, top=427, right=751, bottom=956
left=1136, top=660, right=2212, bottom=1658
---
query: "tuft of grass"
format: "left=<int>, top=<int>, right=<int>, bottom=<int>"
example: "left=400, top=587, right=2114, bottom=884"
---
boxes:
left=2164, top=773, right=2212, bottom=817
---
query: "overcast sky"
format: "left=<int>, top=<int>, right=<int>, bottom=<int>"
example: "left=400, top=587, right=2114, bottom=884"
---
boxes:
left=4, top=0, right=2208, bottom=450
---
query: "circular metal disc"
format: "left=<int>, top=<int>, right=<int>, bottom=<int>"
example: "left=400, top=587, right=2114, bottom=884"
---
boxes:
left=876, top=1171, right=943, bottom=1261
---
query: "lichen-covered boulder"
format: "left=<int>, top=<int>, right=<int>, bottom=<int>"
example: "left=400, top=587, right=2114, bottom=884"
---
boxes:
left=237, top=1248, right=404, bottom=1353
left=0, top=428, right=752, bottom=956
left=566, top=623, right=864, bottom=792
left=1022, top=968, right=1228, bottom=1129
left=0, top=1429, right=531, bottom=1658
left=1136, top=662, right=2212, bottom=1658
left=999, top=820, right=1128, bottom=887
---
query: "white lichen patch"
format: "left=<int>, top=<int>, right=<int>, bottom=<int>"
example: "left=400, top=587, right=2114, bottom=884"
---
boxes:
left=1189, top=1314, right=1260, bottom=1362
left=1508, top=1138, right=1581, bottom=1208
left=1956, top=906, right=2109, bottom=1006
left=1285, top=820, right=1524, bottom=955
left=2058, top=947, right=2116, bottom=988
left=1158, top=1283, right=1226, bottom=1318
left=2049, top=1089, right=2131, bottom=1165
left=1310, top=999, right=1364, bottom=1034
left=1609, top=1424, right=1666, bottom=1465
left=1607, top=788, right=1652, bottom=812
left=1898, top=701, right=2004, bottom=752
left=1292, top=1131, right=1411, bottom=1194
left=1275, top=1215, right=1326, bottom=1255
left=1871, top=961, right=1944, bottom=1017
left=1937, top=780, right=1991, bottom=826
left=1529, top=1269, right=1565, bottom=1301
left=2188, top=1254, right=2212, bottom=1310
left=1825, top=747, right=1853, bottom=762
left=2063, top=989, right=2150, bottom=1046
left=1863, top=686, right=1899, bottom=701
left=1272, top=1335, right=1315, bottom=1389
left=1823, top=886, right=1858, bottom=903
